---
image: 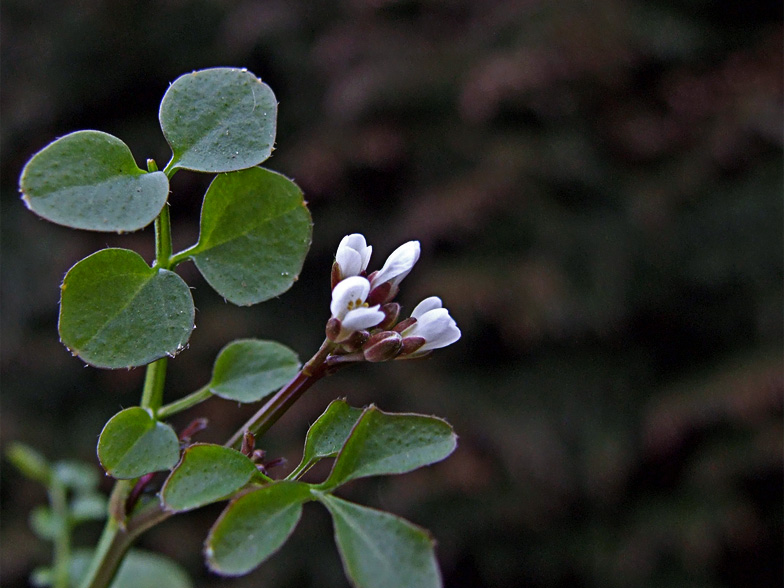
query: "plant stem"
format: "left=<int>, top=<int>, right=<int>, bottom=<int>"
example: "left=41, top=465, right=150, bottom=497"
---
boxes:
left=140, top=358, right=167, bottom=413
left=168, top=244, right=198, bottom=269
left=153, top=204, right=173, bottom=269
left=78, top=485, right=173, bottom=588
left=156, top=385, right=211, bottom=420
left=50, top=480, right=71, bottom=588
left=225, top=339, right=335, bottom=449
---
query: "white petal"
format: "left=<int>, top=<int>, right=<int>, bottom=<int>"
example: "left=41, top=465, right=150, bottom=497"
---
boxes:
left=341, top=306, right=385, bottom=332
left=330, top=276, right=371, bottom=319
left=361, top=245, right=373, bottom=271
left=411, top=296, right=443, bottom=319
left=403, top=308, right=461, bottom=351
left=341, top=233, right=368, bottom=252
left=370, top=240, right=420, bottom=289
left=336, top=247, right=363, bottom=277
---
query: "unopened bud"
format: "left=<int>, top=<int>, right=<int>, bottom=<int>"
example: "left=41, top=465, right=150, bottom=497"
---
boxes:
left=393, top=317, right=417, bottom=333
left=326, top=317, right=342, bottom=341
left=241, top=431, right=255, bottom=457
left=399, top=336, right=426, bottom=356
left=341, top=329, right=369, bottom=352
left=363, top=331, right=403, bottom=362
left=367, top=281, right=394, bottom=306
left=330, top=261, right=342, bottom=290
left=377, top=303, right=401, bottom=330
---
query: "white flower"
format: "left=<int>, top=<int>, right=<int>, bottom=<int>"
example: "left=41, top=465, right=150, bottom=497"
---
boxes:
left=401, top=296, right=461, bottom=353
left=370, top=240, right=420, bottom=290
left=330, top=276, right=385, bottom=340
left=335, top=233, right=372, bottom=279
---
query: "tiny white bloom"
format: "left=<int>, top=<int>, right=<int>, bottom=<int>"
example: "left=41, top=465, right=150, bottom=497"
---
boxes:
left=330, top=276, right=386, bottom=340
left=402, top=296, right=461, bottom=353
left=370, top=240, right=420, bottom=290
left=335, top=233, right=372, bottom=279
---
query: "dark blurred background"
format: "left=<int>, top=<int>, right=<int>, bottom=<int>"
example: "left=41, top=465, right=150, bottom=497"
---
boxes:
left=1, top=1, right=781, bottom=587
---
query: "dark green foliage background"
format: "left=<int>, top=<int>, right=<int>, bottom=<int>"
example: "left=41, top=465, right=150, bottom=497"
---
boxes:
left=1, top=1, right=781, bottom=587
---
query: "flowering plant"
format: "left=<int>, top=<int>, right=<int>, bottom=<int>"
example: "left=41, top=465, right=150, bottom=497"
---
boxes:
left=8, top=68, right=460, bottom=588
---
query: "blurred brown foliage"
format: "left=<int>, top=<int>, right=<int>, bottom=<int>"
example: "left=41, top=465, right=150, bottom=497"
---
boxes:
left=1, top=1, right=781, bottom=587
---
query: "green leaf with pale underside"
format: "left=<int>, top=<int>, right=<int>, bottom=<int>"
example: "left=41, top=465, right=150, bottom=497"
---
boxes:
left=160, top=68, right=277, bottom=173
left=205, top=482, right=311, bottom=576
left=161, top=444, right=259, bottom=513
left=208, top=339, right=300, bottom=403
left=319, top=493, right=441, bottom=588
left=20, top=130, right=168, bottom=232
left=319, top=406, right=457, bottom=491
left=97, top=407, right=180, bottom=479
left=188, top=167, right=312, bottom=306
left=288, top=399, right=364, bottom=479
left=59, top=248, right=194, bottom=368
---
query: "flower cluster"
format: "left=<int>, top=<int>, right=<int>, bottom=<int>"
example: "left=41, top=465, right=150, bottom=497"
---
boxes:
left=326, top=233, right=460, bottom=361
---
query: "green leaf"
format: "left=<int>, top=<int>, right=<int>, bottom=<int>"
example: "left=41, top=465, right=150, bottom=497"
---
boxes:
left=289, top=399, right=364, bottom=479
left=30, top=506, right=59, bottom=540
left=70, top=549, right=193, bottom=588
left=320, top=406, right=457, bottom=491
left=20, top=130, right=169, bottom=232
left=318, top=493, right=441, bottom=588
left=188, top=167, right=312, bottom=305
left=97, top=407, right=180, bottom=479
left=59, top=248, right=195, bottom=368
left=160, top=67, right=277, bottom=173
left=6, top=442, right=52, bottom=484
left=161, top=444, right=259, bottom=513
left=208, top=339, right=300, bottom=402
left=205, top=481, right=311, bottom=576
left=30, top=566, right=53, bottom=587
left=70, top=494, right=108, bottom=523
left=53, top=461, right=99, bottom=494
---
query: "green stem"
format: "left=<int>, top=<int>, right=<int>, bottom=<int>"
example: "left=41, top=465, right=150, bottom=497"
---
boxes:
left=77, top=481, right=130, bottom=588
left=139, top=358, right=167, bottom=413
left=168, top=244, right=198, bottom=269
left=50, top=481, right=70, bottom=588
left=225, top=340, right=335, bottom=449
left=78, top=486, right=172, bottom=588
left=156, top=385, right=211, bottom=420
left=153, top=205, right=173, bottom=269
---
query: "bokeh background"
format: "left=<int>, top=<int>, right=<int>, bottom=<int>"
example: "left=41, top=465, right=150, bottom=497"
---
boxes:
left=1, top=1, right=781, bottom=587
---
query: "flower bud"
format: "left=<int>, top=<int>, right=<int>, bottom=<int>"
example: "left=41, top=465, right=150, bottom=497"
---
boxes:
left=326, top=317, right=342, bottom=341
left=241, top=431, right=256, bottom=457
left=367, top=280, right=394, bottom=306
left=362, top=331, right=403, bottom=362
left=393, top=317, right=417, bottom=333
left=341, top=329, right=369, bottom=352
left=330, top=261, right=342, bottom=290
left=399, top=336, right=426, bottom=356
left=376, top=303, right=401, bottom=330
left=334, top=234, right=373, bottom=282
